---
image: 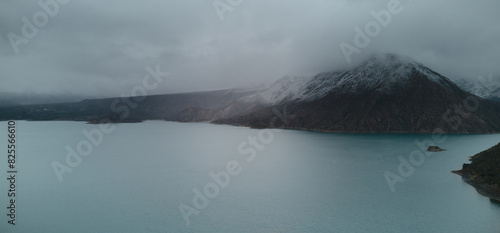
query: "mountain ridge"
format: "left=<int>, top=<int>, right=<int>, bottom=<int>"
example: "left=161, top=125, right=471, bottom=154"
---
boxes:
left=1, top=53, right=500, bottom=134
left=214, top=54, right=500, bottom=133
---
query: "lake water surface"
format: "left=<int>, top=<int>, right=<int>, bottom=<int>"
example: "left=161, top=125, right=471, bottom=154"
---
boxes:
left=1, top=121, right=500, bottom=232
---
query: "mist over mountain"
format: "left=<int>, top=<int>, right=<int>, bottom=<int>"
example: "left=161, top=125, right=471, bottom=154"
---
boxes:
left=0, top=93, right=89, bottom=106
left=2, top=1, right=500, bottom=98
left=1, top=54, right=500, bottom=133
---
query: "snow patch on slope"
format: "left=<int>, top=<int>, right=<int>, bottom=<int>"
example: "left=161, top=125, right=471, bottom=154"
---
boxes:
left=239, top=75, right=313, bottom=104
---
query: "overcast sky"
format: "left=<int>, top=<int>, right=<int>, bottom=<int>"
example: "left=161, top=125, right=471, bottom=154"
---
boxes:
left=1, top=0, right=499, bottom=101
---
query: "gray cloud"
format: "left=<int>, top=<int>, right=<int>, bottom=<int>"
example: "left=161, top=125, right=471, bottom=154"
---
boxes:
left=1, top=0, right=499, bottom=102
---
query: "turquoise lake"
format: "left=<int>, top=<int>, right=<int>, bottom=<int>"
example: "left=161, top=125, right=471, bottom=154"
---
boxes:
left=1, top=121, right=500, bottom=232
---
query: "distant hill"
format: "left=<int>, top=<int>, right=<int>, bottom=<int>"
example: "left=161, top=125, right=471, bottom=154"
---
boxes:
left=0, top=90, right=255, bottom=123
left=0, top=100, right=17, bottom=107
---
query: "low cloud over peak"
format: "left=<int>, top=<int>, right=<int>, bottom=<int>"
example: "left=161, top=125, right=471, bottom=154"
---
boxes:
left=1, top=0, right=499, bottom=102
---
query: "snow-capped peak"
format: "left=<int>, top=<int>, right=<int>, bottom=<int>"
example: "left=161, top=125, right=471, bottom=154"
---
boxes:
left=330, top=53, right=452, bottom=94
left=241, top=54, right=454, bottom=105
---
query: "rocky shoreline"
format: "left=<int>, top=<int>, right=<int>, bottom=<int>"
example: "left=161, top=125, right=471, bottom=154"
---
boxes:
left=453, top=142, right=500, bottom=203
left=452, top=169, right=500, bottom=203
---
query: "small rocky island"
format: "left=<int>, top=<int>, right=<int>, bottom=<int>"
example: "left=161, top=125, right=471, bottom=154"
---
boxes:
left=453, top=142, right=500, bottom=202
left=427, top=146, right=446, bottom=152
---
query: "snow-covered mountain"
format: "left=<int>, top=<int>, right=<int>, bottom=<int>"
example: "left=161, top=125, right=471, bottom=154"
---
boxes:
left=215, top=53, right=500, bottom=133
left=245, top=54, right=457, bottom=105
left=455, top=76, right=500, bottom=102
